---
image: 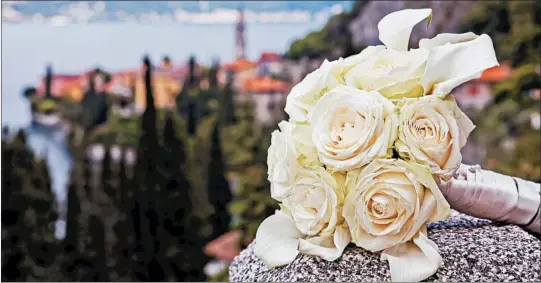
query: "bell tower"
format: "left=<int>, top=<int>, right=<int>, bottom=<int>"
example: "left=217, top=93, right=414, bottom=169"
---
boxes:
left=235, top=8, right=246, bottom=59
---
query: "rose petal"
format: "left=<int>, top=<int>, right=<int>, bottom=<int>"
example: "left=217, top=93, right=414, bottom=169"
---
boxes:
left=298, top=225, right=351, bottom=261
left=381, top=229, right=442, bottom=282
left=402, top=161, right=450, bottom=221
left=377, top=8, right=432, bottom=51
left=420, top=34, right=499, bottom=95
left=254, top=210, right=303, bottom=268
left=284, top=59, right=343, bottom=123
left=342, top=45, right=387, bottom=74
left=446, top=96, right=475, bottom=146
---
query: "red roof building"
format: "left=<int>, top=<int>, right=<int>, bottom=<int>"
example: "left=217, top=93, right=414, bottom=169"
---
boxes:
left=473, top=62, right=512, bottom=83
left=223, top=58, right=257, bottom=72
left=243, top=76, right=289, bottom=94
left=36, top=74, right=84, bottom=100
left=258, top=52, right=281, bottom=64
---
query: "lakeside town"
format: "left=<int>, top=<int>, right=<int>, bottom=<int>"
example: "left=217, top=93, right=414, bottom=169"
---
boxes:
left=2, top=1, right=540, bottom=282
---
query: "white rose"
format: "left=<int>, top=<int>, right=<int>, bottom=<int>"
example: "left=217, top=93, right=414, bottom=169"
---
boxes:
left=285, top=59, right=344, bottom=123
left=343, top=159, right=450, bottom=282
left=291, top=124, right=321, bottom=167
left=282, top=167, right=345, bottom=236
left=310, top=85, right=398, bottom=171
left=344, top=47, right=429, bottom=99
left=395, top=95, right=475, bottom=180
left=340, top=45, right=387, bottom=75
left=255, top=168, right=351, bottom=268
left=267, top=121, right=298, bottom=201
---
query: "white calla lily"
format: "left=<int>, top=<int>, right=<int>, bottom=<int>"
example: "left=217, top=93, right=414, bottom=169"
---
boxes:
left=381, top=228, right=442, bottom=282
left=255, top=208, right=351, bottom=268
left=420, top=33, right=499, bottom=95
left=419, top=32, right=478, bottom=49
left=254, top=210, right=302, bottom=268
left=377, top=8, right=432, bottom=51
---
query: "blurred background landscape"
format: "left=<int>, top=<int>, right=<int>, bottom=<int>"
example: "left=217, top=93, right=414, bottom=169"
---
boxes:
left=2, top=0, right=540, bottom=282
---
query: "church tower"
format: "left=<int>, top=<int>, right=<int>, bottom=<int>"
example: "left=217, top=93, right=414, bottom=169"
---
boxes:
left=235, top=8, right=246, bottom=59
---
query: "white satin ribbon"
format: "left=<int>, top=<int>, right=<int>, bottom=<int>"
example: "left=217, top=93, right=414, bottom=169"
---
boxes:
left=439, top=164, right=541, bottom=234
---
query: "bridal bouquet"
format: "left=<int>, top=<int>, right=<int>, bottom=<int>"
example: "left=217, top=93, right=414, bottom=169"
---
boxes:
left=254, top=8, right=498, bottom=282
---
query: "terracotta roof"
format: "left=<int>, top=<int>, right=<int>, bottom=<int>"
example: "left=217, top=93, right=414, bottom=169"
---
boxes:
left=37, top=75, right=83, bottom=98
left=204, top=231, right=241, bottom=261
left=474, top=63, right=512, bottom=82
left=258, top=52, right=281, bottom=63
left=243, top=76, right=289, bottom=93
left=223, top=58, right=257, bottom=72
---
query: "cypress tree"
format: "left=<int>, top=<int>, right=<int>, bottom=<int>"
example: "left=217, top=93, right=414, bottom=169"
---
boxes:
left=187, top=55, right=197, bottom=88
left=209, top=59, right=219, bottom=89
left=220, top=71, right=237, bottom=126
left=112, top=157, right=136, bottom=281
left=177, top=55, right=201, bottom=135
left=23, top=155, right=61, bottom=281
left=60, top=150, right=96, bottom=282
left=1, top=130, right=62, bottom=281
left=61, top=145, right=94, bottom=281
left=85, top=214, right=110, bottom=281
left=133, top=56, right=166, bottom=281
left=1, top=129, right=30, bottom=281
left=62, top=173, right=81, bottom=280
left=98, top=147, right=126, bottom=281
left=101, top=147, right=116, bottom=202
left=187, top=102, right=198, bottom=136
left=161, top=116, right=207, bottom=280
left=207, top=124, right=233, bottom=240
left=45, top=65, right=53, bottom=98
left=81, top=70, right=109, bottom=131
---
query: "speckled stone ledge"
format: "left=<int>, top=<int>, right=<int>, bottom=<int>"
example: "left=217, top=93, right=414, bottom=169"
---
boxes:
left=229, top=213, right=541, bottom=282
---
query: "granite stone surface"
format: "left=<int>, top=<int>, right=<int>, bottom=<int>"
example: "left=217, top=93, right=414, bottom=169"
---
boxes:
left=229, top=213, right=541, bottom=282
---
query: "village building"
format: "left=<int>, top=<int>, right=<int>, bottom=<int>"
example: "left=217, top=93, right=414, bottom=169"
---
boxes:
left=36, top=74, right=85, bottom=101
left=236, top=76, right=289, bottom=125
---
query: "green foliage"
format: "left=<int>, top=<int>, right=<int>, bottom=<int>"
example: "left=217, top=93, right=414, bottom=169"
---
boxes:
left=132, top=56, right=208, bottom=281
left=461, top=0, right=541, bottom=182
left=1, top=129, right=61, bottom=281
left=222, top=102, right=262, bottom=172
left=207, top=124, right=233, bottom=239
left=228, top=164, right=278, bottom=246
left=220, top=73, right=237, bottom=125
left=222, top=101, right=278, bottom=246
left=9, top=51, right=286, bottom=283
left=286, top=0, right=370, bottom=59
left=287, top=29, right=335, bottom=60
